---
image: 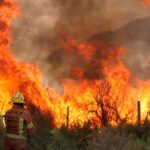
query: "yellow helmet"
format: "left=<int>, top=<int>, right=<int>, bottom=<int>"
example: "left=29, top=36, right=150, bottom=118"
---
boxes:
left=12, top=92, right=25, bottom=104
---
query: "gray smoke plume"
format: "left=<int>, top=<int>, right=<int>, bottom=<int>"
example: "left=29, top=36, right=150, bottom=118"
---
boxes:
left=91, top=16, right=150, bottom=81
left=11, top=0, right=150, bottom=84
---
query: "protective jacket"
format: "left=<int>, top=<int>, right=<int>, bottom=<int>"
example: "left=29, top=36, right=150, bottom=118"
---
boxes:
left=4, top=105, right=34, bottom=150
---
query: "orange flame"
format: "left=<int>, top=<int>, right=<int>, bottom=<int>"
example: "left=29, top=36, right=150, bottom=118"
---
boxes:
left=0, top=1, right=54, bottom=119
left=50, top=36, right=149, bottom=127
left=143, top=0, right=150, bottom=5
left=0, top=1, right=149, bottom=128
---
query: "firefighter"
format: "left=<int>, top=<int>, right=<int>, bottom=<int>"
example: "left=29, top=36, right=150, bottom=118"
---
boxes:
left=4, top=92, right=34, bottom=150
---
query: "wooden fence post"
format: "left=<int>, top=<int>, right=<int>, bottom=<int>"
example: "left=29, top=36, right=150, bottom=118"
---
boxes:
left=137, top=101, right=141, bottom=126
left=66, top=106, right=69, bottom=129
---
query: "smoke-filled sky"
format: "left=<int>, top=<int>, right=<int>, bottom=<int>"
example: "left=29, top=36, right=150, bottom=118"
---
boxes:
left=11, top=0, right=150, bottom=84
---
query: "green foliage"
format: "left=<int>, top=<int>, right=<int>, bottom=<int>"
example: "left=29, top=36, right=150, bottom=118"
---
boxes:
left=53, top=122, right=93, bottom=149
left=116, top=121, right=150, bottom=141
left=87, top=127, right=149, bottom=150
left=29, top=128, right=52, bottom=150
left=24, top=120, right=150, bottom=150
left=29, top=122, right=93, bottom=150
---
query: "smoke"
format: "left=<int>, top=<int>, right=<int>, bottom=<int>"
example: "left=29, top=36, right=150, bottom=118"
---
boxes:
left=91, top=15, right=150, bottom=81
left=11, top=0, right=150, bottom=83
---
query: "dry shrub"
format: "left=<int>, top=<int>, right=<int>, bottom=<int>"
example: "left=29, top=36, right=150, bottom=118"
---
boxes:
left=87, top=128, right=148, bottom=150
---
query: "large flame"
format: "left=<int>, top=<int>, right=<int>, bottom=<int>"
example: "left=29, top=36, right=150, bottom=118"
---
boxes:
left=0, top=0, right=149, bottom=128
left=0, top=0, right=54, bottom=118
left=51, top=37, right=149, bottom=126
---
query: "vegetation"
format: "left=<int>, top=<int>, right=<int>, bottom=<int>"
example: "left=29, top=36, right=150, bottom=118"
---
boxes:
left=0, top=118, right=149, bottom=150
left=29, top=121, right=150, bottom=150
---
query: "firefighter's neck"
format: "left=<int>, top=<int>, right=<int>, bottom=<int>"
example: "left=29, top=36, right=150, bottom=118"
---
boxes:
left=13, top=103, right=24, bottom=108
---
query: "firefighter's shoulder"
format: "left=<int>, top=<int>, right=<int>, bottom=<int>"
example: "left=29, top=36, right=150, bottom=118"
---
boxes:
left=5, top=108, right=13, bottom=116
left=24, top=110, right=32, bottom=119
